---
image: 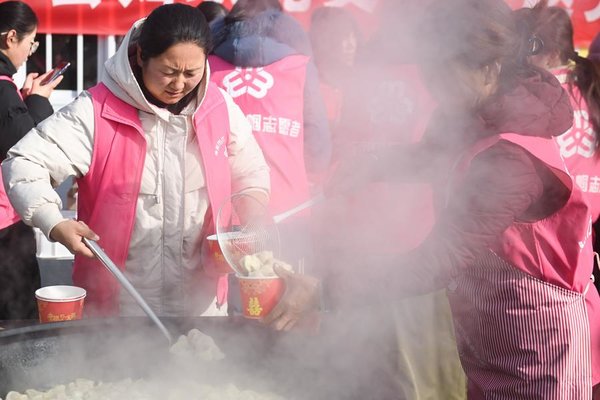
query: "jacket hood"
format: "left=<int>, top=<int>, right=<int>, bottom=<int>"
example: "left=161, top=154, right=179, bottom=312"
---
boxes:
left=422, top=67, right=573, bottom=159
left=211, top=10, right=310, bottom=67
left=101, top=18, right=209, bottom=120
left=480, top=67, right=573, bottom=139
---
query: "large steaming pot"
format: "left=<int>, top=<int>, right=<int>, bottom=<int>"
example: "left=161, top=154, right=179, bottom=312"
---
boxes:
left=0, top=315, right=400, bottom=399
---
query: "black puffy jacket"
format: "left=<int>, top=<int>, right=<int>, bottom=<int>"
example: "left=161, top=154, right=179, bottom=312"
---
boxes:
left=0, top=51, right=53, bottom=158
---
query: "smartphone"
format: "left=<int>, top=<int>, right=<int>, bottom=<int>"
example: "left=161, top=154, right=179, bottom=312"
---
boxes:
left=41, top=61, right=70, bottom=85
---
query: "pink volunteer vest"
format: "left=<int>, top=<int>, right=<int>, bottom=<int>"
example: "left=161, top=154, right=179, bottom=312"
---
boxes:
left=77, top=83, right=231, bottom=316
left=324, top=65, right=436, bottom=254
left=209, top=55, right=310, bottom=216
left=448, top=133, right=600, bottom=398
left=458, top=133, right=594, bottom=291
left=0, top=75, right=22, bottom=230
left=553, top=67, right=600, bottom=221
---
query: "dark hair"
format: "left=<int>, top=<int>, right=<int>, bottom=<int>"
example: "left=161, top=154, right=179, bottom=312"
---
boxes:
left=514, top=2, right=573, bottom=64
left=0, top=1, right=38, bottom=41
left=420, top=0, right=532, bottom=79
left=589, top=31, right=600, bottom=62
left=197, top=1, right=228, bottom=24
left=225, top=0, right=282, bottom=24
left=138, top=3, right=212, bottom=62
left=517, top=1, right=600, bottom=139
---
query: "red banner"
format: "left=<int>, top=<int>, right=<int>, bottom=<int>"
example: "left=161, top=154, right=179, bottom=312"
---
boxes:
left=505, top=0, right=600, bottom=47
left=10, top=0, right=380, bottom=36
left=4, top=1, right=600, bottom=47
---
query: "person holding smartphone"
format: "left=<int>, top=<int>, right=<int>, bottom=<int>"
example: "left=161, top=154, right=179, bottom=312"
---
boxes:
left=0, top=1, right=62, bottom=319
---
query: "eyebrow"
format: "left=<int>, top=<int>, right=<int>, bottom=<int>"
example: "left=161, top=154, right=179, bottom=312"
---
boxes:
left=164, top=67, right=204, bottom=73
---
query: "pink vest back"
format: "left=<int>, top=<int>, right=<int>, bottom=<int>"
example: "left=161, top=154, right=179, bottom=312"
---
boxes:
left=344, top=64, right=434, bottom=147
left=0, top=75, right=22, bottom=230
left=321, top=64, right=436, bottom=254
left=554, top=69, right=600, bottom=221
left=460, top=133, right=593, bottom=292
left=209, top=55, right=310, bottom=216
left=76, top=83, right=232, bottom=315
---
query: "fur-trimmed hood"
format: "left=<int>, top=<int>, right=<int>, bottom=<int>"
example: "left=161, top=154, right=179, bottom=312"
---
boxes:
left=211, top=9, right=312, bottom=68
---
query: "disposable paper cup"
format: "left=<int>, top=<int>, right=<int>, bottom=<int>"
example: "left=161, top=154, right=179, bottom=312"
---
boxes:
left=207, top=234, right=234, bottom=274
left=35, top=285, right=86, bottom=323
left=237, top=275, right=284, bottom=319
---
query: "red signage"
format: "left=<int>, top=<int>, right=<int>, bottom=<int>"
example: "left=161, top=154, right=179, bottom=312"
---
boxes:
left=5, top=1, right=599, bottom=48
left=13, top=0, right=380, bottom=36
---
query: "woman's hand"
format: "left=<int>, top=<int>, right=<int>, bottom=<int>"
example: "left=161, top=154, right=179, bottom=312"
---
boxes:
left=49, top=220, right=99, bottom=258
left=26, top=70, right=63, bottom=99
left=20, top=72, right=39, bottom=98
left=262, top=265, right=321, bottom=331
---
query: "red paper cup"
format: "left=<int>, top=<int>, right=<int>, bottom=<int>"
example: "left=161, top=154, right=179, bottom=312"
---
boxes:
left=207, top=234, right=234, bottom=274
left=35, top=285, right=86, bottom=323
left=237, top=276, right=284, bottom=319
left=208, top=232, right=260, bottom=274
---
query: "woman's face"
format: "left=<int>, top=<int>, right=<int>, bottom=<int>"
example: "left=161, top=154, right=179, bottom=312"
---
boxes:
left=138, top=42, right=206, bottom=105
left=340, top=32, right=358, bottom=68
left=2, top=28, right=38, bottom=70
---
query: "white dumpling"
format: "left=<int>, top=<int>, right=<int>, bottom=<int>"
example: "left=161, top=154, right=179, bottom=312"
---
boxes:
left=169, top=328, right=224, bottom=361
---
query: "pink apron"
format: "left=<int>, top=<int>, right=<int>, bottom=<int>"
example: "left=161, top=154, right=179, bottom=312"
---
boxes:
left=448, top=252, right=592, bottom=399
left=447, top=133, right=597, bottom=399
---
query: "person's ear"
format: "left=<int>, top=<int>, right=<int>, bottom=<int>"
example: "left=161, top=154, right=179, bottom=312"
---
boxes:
left=2, top=29, right=18, bottom=49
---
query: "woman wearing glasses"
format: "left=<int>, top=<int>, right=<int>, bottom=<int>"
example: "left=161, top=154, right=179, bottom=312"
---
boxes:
left=0, top=1, right=62, bottom=319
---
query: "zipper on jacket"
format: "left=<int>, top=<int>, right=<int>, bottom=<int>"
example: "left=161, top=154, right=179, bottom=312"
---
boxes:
left=159, top=119, right=166, bottom=314
left=155, top=121, right=165, bottom=205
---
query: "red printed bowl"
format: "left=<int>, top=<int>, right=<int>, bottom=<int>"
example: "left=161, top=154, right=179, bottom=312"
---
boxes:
left=35, top=285, right=86, bottom=323
left=207, top=234, right=235, bottom=274
left=237, top=276, right=284, bottom=319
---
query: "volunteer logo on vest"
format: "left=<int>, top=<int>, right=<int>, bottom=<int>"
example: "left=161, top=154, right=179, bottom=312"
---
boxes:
left=368, top=80, right=415, bottom=126
left=214, top=135, right=228, bottom=157
left=557, top=110, right=596, bottom=158
left=246, top=114, right=302, bottom=138
left=578, top=215, right=593, bottom=250
left=222, top=67, right=274, bottom=99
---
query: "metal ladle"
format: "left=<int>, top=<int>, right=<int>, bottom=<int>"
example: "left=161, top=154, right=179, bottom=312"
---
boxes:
left=82, top=237, right=174, bottom=345
left=272, top=193, right=325, bottom=224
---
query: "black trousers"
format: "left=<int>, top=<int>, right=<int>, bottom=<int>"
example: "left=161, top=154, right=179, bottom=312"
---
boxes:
left=0, top=221, right=40, bottom=319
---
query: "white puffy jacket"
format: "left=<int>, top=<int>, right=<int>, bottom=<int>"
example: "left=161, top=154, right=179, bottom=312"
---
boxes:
left=2, top=20, right=270, bottom=317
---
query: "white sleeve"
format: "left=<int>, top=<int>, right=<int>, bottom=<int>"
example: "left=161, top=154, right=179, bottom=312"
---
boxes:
left=2, top=91, right=95, bottom=237
left=221, top=89, right=270, bottom=195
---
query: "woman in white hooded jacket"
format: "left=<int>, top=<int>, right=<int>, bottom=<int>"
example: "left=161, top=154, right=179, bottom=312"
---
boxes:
left=2, top=4, right=270, bottom=317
